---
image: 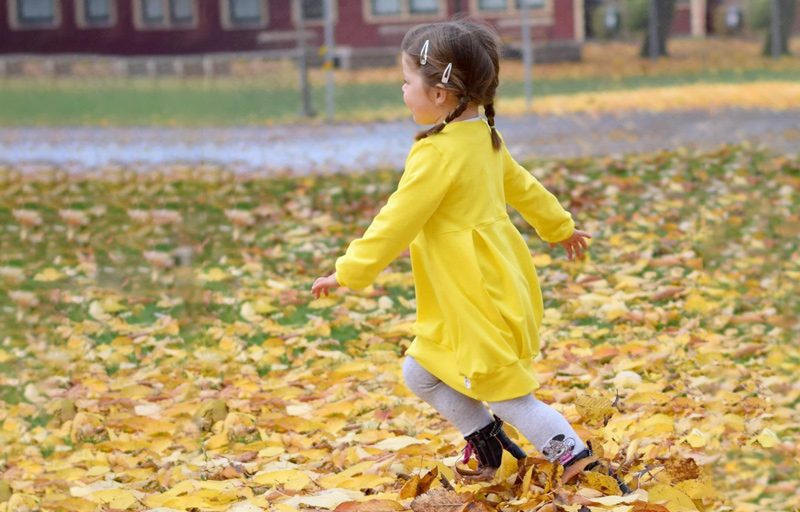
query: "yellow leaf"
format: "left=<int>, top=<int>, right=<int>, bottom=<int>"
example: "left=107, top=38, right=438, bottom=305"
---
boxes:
left=252, top=298, right=277, bottom=314
left=336, top=474, right=394, bottom=491
left=100, top=297, right=126, bottom=313
left=750, top=428, right=779, bottom=448
left=531, top=253, right=552, bottom=267
left=575, top=395, right=616, bottom=424
left=0, top=350, right=14, bottom=363
left=580, top=471, right=622, bottom=496
left=399, top=475, right=420, bottom=500
left=681, top=429, right=708, bottom=448
left=310, top=296, right=339, bottom=309
left=34, top=267, right=66, bottom=281
left=648, top=484, right=698, bottom=512
left=205, top=433, right=229, bottom=450
left=493, top=450, right=519, bottom=484
left=203, top=268, right=232, bottom=282
left=94, top=490, right=138, bottom=510
left=521, top=465, right=534, bottom=493
left=253, top=470, right=311, bottom=490
left=372, top=436, right=425, bottom=451
left=88, top=301, right=112, bottom=321
left=257, top=446, right=285, bottom=458
left=675, top=480, right=717, bottom=500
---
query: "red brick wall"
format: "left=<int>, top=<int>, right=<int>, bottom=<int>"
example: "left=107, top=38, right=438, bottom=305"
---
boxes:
left=0, top=0, right=579, bottom=55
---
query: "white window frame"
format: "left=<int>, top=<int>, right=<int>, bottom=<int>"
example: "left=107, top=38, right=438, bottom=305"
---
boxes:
left=469, top=0, right=552, bottom=18
left=292, top=0, right=338, bottom=26
left=75, top=0, right=117, bottom=28
left=363, top=0, right=447, bottom=23
left=133, top=0, right=198, bottom=30
left=8, top=0, right=62, bottom=29
left=220, top=0, right=268, bottom=29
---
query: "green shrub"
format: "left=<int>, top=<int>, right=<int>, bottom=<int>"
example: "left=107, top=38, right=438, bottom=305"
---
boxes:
left=626, top=0, right=650, bottom=32
left=591, top=5, right=623, bottom=39
left=749, top=0, right=772, bottom=31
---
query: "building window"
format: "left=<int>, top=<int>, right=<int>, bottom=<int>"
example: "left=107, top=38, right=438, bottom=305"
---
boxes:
left=301, top=0, right=323, bottom=20
left=221, top=0, right=267, bottom=28
left=230, top=0, right=261, bottom=24
left=514, top=0, right=545, bottom=7
left=478, top=0, right=505, bottom=10
left=75, top=0, right=116, bottom=27
left=372, top=0, right=400, bottom=16
left=135, top=0, right=197, bottom=28
left=293, top=0, right=336, bottom=25
left=409, top=0, right=437, bottom=14
left=170, top=0, right=194, bottom=24
left=84, top=0, right=111, bottom=23
left=15, top=0, right=57, bottom=26
left=471, top=0, right=548, bottom=15
left=366, top=0, right=444, bottom=20
left=141, top=0, right=165, bottom=24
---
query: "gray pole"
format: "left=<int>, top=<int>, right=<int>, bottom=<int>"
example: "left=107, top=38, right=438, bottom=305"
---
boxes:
left=296, top=0, right=315, bottom=117
left=521, top=4, right=533, bottom=109
left=771, top=0, right=781, bottom=59
left=648, top=0, right=659, bottom=60
left=323, top=0, right=335, bottom=121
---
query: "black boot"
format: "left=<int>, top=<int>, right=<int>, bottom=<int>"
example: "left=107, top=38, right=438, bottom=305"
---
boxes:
left=462, top=416, right=527, bottom=469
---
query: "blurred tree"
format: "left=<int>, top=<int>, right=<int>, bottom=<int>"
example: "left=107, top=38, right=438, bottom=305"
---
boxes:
left=761, top=0, right=798, bottom=55
left=638, top=0, right=677, bottom=57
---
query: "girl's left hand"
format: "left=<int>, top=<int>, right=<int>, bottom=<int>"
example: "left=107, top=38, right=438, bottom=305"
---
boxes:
left=550, top=230, right=592, bottom=260
left=311, top=273, right=340, bottom=299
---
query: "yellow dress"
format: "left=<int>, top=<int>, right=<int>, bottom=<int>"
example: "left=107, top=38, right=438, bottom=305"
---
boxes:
left=335, top=119, right=574, bottom=402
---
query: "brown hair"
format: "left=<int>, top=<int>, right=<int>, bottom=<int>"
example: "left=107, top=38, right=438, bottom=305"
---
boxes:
left=401, top=18, right=502, bottom=150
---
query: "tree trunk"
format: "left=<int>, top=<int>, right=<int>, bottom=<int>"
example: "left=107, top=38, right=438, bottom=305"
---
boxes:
left=640, top=0, right=677, bottom=57
left=763, top=0, right=798, bottom=56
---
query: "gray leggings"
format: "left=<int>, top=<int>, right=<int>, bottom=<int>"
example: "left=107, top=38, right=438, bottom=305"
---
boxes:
left=403, top=356, right=584, bottom=462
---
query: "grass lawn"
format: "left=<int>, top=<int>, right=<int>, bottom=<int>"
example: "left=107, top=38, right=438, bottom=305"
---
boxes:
left=2, top=39, right=800, bottom=126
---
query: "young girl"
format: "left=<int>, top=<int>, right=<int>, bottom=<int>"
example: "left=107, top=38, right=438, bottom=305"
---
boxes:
left=311, top=20, right=595, bottom=477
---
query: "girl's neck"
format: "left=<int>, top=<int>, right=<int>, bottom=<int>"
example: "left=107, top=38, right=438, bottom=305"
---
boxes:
left=436, top=104, right=480, bottom=125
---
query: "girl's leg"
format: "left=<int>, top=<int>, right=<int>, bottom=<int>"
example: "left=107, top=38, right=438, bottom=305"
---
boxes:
left=402, top=356, right=493, bottom=435
left=488, top=395, right=586, bottom=465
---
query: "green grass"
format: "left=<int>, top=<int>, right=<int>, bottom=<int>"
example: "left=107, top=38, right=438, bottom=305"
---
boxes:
left=2, top=68, right=799, bottom=126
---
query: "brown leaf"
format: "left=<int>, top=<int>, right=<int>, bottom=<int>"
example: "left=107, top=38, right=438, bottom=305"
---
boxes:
left=631, top=502, right=671, bottom=512
left=561, top=456, right=599, bottom=485
left=399, top=475, right=421, bottom=500
left=410, top=488, right=470, bottom=512
left=335, top=500, right=405, bottom=512
left=664, top=458, right=701, bottom=483
left=652, top=286, right=685, bottom=301
left=418, top=466, right=439, bottom=493
left=732, top=343, right=767, bottom=358
left=235, top=451, right=258, bottom=463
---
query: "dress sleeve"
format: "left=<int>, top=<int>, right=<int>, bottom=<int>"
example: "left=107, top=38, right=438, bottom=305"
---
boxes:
left=335, top=141, right=452, bottom=289
left=502, top=144, right=574, bottom=244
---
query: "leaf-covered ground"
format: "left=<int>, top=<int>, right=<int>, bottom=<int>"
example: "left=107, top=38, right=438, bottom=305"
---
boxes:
left=0, top=145, right=798, bottom=511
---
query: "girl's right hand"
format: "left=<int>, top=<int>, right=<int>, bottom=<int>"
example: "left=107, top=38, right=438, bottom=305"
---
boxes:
left=549, top=230, right=592, bottom=260
left=311, top=273, right=340, bottom=300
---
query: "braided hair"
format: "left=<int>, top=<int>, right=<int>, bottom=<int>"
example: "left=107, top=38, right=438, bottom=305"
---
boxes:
left=401, top=19, right=503, bottom=150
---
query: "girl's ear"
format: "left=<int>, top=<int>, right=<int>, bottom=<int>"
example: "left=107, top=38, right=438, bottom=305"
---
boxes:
left=433, top=86, right=450, bottom=107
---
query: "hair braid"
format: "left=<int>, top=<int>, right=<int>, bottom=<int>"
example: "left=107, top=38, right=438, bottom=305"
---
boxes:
left=484, top=102, right=501, bottom=150
left=414, top=94, right=471, bottom=142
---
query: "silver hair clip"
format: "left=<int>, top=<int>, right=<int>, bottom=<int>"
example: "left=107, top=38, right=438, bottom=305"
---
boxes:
left=441, top=63, right=452, bottom=84
left=420, top=40, right=429, bottom=65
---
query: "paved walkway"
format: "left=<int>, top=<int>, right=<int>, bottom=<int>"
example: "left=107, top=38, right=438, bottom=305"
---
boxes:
left=2, top=108, right=798, bottom=173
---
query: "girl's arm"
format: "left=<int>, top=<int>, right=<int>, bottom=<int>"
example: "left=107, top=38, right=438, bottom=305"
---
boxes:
left=329, top=141, right=452, bottom=290
left=502, top=144, right=575, bottom=245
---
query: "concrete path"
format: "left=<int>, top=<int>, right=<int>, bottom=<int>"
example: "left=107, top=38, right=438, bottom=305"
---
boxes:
left=1, top=108, right=798, bottom=173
